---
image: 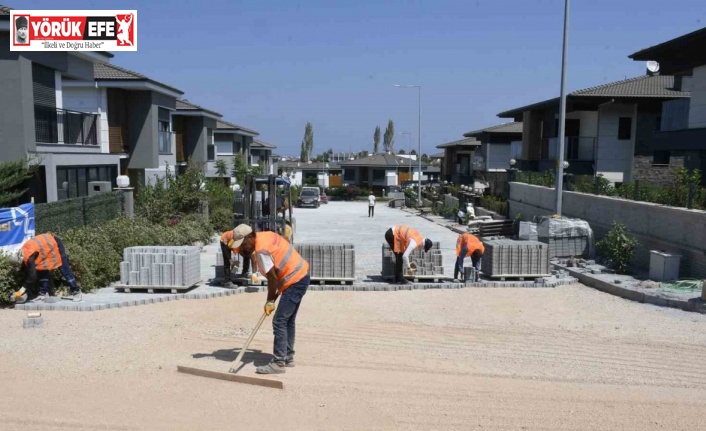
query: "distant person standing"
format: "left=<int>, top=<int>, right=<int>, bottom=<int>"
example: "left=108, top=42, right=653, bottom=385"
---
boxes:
left=368, top=192, right=376, bottom=217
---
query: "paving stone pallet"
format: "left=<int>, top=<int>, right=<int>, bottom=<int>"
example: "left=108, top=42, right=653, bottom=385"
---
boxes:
left=121, top=246, right=201, bottom=289
left=481, top=239, right=550, bottom=278
left=295, top=243, right=356, bottom=281
left=382, top=242, right=444, bottom=278
left=113, top=285, right=197, bottom=294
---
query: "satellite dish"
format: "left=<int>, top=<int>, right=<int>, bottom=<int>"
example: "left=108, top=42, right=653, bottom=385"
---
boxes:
left=646, top=61, right=660, bottom=74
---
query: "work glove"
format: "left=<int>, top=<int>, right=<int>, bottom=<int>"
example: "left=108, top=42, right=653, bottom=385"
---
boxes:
left=264, top=301, right=276, bottom=316
left=223, top=281, right=234, bottom=289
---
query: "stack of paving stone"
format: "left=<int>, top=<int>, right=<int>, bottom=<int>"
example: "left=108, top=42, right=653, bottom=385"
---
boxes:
left=481, top=239, right=549, bottom=278
left=295, top=243, right=355, bottom=281
left=119, top=246, right=201, bottom=291
left=537, top=216, right=594, bottom=258
left=382, top=242, right=443, bottom=279
left=23, top=316, right=44, bottom=329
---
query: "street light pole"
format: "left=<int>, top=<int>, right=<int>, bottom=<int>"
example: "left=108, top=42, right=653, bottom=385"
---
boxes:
left=394, top=84, right=422, bottom=207
left=401, top=132, right=412, bottom=185
left=555, top=0, right=570, bottom=216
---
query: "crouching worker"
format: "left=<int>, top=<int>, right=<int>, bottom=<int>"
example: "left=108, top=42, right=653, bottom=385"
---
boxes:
left=9, top=233, right=82, bottom=302
left=454, top=233, right=485, bottom=282
left=384, top=225, right=433, bottom=284
left=230, top=224, right=310, bottom=374
left=220, top=229, right=251, bottom=288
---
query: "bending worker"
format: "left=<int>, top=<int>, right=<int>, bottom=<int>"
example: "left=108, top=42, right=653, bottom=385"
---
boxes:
left=230, top=224, right=310, bottom=375
left=9, top=233, right=82, bottom=302
left=384, top=225, right=433, bottom=284
left=220, top=229, right=251, bottom=288
left=454, top=233, right=485, bottom=282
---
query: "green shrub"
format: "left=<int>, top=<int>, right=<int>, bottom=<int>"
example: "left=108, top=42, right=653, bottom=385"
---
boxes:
left=0, top=254, right=24, bottom=305
left=596, top=222, right=638, bottom=274
left=328, top=185, right=369, bottom=201
left=479, top=195, right=507, bottom=215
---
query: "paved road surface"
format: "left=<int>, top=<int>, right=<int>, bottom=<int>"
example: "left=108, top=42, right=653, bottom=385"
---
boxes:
left=295, top=201, right=459, bottom=280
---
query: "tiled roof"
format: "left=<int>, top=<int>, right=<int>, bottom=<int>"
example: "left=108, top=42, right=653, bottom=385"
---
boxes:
left=94, top=62, right=182, bottom=93
left=430, top=152, right=445, bottom=159
left=571, top=75, right=689, bottom=98
left=338, top=153, right=426, bottom=167
left=436, top=137, right=481, bottom=149
left=498, top=75, right=689, bottom=118
left=278, top=161, right=341, bottom=170
left=215, top=120, right=259, bottom=136
left=176, top=99, right=221, bottom=117
left=464, top=122, right=522, bottom=137
left=251, top=139, right=276, bottom=149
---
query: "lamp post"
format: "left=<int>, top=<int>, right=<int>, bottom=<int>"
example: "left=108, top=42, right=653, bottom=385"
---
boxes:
left=394, top=84, right=422, bottom=206
left=555, top=0, right=570, bottom=216
left=401, top=131, right=412, bottom=186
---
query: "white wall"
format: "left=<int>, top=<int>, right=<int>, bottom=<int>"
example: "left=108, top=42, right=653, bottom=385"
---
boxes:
left=596, top=103, right=636, bottom=183
left=62, top=86, right=109, bottom=152
left=564, top=110, right=599, bottom=137
left=688, top=65, right=706, bottom=129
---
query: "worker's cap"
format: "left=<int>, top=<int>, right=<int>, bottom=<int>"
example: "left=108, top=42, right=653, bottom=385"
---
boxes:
left=423, top=238, right=433, bottom=253
left=230, top=224, right=253, bottom=249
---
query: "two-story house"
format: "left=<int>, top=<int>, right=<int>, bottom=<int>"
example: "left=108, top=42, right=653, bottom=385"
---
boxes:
left=211, top=119, right=259, bottom=178
left=629, top=26, right=706, bottom=184
left=250, top=140, right=277, bottom=175
left=436, top=137, right=481, bottom=185
left=339, top=153, right=428, bottom=193
left=498, top=75, right=689, bottom=185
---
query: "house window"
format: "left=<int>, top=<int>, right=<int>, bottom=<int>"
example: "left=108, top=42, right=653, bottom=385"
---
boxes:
left=343, top=169, right=355, bottom=182
left=654, top=116, right=662, bottom=132
left=158, top=120, right=171, bottom=154
left=372, top=169, right=386, bottom=181
left=653, top=151, right=670, bottom=165
left=56, top=165, right=117, bottom=200
left=215, top=138, right=233, bottom=155
left=618, top=117, right=632, bottom=140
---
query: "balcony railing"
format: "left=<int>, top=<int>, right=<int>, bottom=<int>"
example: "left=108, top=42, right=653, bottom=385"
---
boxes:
left=35, top=106, right=98, bottom=145
left=542, top=136, right=596, bottom=161
left=159, top=130, right=172, bottom=154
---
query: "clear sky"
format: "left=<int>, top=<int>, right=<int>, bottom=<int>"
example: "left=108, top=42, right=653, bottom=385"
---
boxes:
left=19, top=0, right=706, bottom=156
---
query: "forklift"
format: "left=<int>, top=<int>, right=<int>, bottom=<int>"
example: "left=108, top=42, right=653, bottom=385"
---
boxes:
left=225, top=174, right=295, bottom=287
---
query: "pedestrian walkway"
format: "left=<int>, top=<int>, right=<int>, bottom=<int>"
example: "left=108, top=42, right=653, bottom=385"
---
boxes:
left=294, top=201, right=460, bottom=281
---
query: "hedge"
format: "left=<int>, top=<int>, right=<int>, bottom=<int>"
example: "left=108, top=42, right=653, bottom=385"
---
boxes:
left=0, top=216, right=213, bottom=305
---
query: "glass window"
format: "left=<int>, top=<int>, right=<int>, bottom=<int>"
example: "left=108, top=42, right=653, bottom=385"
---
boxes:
left=372, top=169, right=385, bottom=181
left=618, top=117, right=632, bottom=140
left=344, top=169, right=355, bottom=181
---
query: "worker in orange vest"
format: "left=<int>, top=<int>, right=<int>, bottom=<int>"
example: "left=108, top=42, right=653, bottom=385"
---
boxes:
left=384, top=225, right=433, bottom=284
left=454, top=233, right=485, bottom=282
left=9, top=233, right=82, bottom=302
left=231, top=224, right=310, bottom=375
left=220, top=229, right=251, bottom=288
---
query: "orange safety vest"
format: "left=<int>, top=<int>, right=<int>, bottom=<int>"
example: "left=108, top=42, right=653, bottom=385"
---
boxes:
left=21, top=233, right=63, bottom=271
left=456, top=233, right=485, bottom=257
left=392, top=225, right=423, bottom=254
left=220, top=230, right=240, bottom=253
left=254, top=231, right=309, bottom=293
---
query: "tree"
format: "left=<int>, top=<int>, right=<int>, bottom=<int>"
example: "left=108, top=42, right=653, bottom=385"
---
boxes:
left=373, top=126, right=381, bottom=154
left=231, top=154, right=248, bottom=186
left=0, top=158, right=37, bottom=207
left=214, top=159, right=228, bottom=177
left=398, top=149, right=406, bottom=154
left=410, top=149, right=417, bottom=156
left=383, top=120, right=395, bottom=153
left=300, top=122, right=314, bottom=162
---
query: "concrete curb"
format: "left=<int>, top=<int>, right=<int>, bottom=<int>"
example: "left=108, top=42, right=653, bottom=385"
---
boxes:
left=13, top=275, right=578, bottom=312
left=554, top=264, right=706, bottom=314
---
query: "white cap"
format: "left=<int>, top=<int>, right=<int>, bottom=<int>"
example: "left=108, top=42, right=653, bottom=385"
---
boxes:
left=231, top=224, right=254, bottom=249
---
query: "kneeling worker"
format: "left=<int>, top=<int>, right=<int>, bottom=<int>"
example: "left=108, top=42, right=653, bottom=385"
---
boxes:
left=230, top=224, right=310, bottom=374
left=220, top=229, right=251, bottom=288
left=454, top=233, right=485, bottom=282
left=9, top=233, right=82, bottom=302
left=384, top=225, right=433, bottom=284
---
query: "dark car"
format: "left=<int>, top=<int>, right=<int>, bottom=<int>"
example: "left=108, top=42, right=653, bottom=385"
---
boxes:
left=297, top=190, right=320, bottom=208
left=320, top=193, right=329, bottom=204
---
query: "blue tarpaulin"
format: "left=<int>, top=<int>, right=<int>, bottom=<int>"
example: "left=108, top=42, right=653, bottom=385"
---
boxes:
left=0, top=203, right=35, bottom=253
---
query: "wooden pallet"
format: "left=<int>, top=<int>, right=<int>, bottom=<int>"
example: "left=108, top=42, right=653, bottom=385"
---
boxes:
left=486, top=274, right=549, bottom=281
left=114, top=284, right=197, bottom=294
left=311, top=278, right=355, bottom=285
left=381, top=275, right=449, bottom=283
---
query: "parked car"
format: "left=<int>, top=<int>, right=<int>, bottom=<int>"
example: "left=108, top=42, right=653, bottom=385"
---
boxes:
left=297, top=189, right=320, bottom=208
left=302, top=186, right=321, bottom=203
left=320, top=193, right=329, bottom=204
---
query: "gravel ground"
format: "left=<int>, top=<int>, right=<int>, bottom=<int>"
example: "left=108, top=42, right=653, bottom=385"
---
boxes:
left=2, top=202, right=706, bottom=430
left=2, top=282, right=706, bottom=430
